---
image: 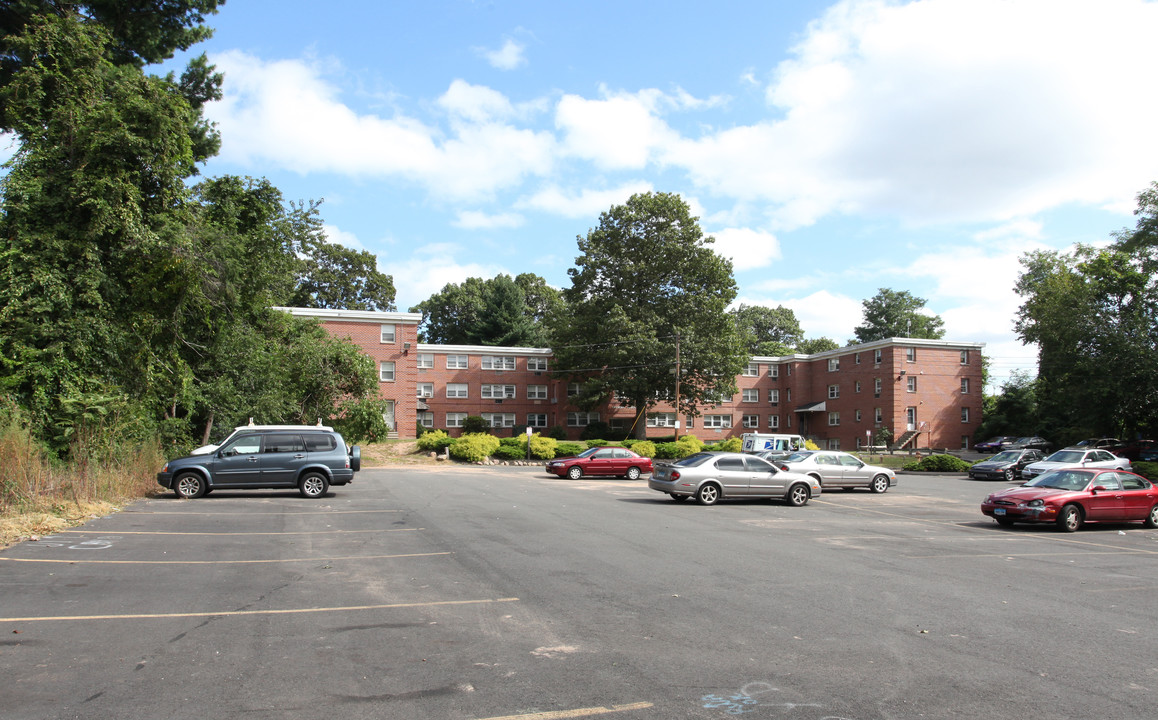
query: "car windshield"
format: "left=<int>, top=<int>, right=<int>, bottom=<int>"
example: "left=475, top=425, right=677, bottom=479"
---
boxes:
left=1045, top=450, right=1085, bottom=463
left=1024, top=470, right=1094, bottom=491
left=577, top=448, right=600, bottom=458
left=781, top=451, right=813, bottom=463
left=989, top=451, right=1021, bottom=462
left=674, top=452, right=717, bottom=467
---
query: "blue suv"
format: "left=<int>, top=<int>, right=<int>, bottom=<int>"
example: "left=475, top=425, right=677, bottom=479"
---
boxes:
left=157, top=428, right=361, bottom=499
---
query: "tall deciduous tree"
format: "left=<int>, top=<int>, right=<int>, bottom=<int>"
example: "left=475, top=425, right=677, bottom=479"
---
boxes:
left=291, top=222, right=397, bottom=311
left=796, top=337, right=840, bottom=354
left=730, top=304, right=803, bottom=356
left=549, top=192, right=746, bottom=438
left=411, top=274, right=557, bottom=346
left=852, top=288, right=945, bottom=343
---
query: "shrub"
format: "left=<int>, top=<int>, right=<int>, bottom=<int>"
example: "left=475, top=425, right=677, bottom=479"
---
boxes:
left=529, top=435, right=557, bottom=460
left=1132, top=461, right=1157, bottom=480
left=333, top=397, right=393, bottom=444
left=631, top=440, right=657, bottom=458
left=555, top=442, right=585, bottom=457
left=499, top=436, right=525, bottom=448
left=461, top=416, right=491, bottom=435
left=449, top=433, right=501, bottom=462
left=416, top=430, right=452, bottom=453
left=491, top=444, right=527, bottom=461
left=653, top=442, right=681, bottom=459
left=902, top=454, right=973, bottom=472
left=580, top=421, right=613, bottom=441
left=546, top=425, right=568, bottom=440
left=676, top=434, right=704, bottom=453
left=804, top=439, right=820, bottom=451
left=707, top=437, right=742, bottom=453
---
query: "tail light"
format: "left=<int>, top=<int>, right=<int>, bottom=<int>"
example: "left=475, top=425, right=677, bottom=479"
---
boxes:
left=671, top=471, right=680, bottom=481
left=779, top=465, right=789, bottom=471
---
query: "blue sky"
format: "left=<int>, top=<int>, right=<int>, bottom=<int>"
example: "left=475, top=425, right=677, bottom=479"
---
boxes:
left=9, top=0, right=1158, bottom=390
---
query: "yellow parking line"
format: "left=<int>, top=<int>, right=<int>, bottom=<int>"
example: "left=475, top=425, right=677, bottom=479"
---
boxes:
left=125, top=509, right=404, bottom=515
left=0, top=551, right=452, bottom=565
left=478, top=702, right=654, bottom=719
left=0, top=597, right=519, bottom=623
left=56, top=528, right=420, bottom=536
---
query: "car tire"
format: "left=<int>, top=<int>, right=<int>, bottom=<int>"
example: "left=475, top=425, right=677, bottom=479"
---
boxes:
left=173, top=472, right=206, bottom=499
left=1056, top=504, right=1083, bottom=532
left=669, top=493, right=688, bottom=502
left=299, top=472, right=329, bottom=499
left=787, top=483, right=810, bottom=507
left=696, top=483, right=721, bottom=506
left=1003, top=468, right=1015, bottom=482
left=625, top=466, right=641, bottom=481
left=1145, top=504, right=1158, bottom=529
left=870, top=474, right=890, bottom=494
left=567, top=466, right=583, bottom=480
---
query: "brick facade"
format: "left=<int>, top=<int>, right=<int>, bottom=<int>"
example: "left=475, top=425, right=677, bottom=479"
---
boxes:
left=285, top=308, right=985, bottom=450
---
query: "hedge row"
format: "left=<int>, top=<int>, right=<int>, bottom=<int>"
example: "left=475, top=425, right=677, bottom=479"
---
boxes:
left=412, top=432, right=742, bottom=462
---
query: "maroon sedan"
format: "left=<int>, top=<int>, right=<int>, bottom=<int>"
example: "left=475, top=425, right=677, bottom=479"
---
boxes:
left=545, top=446, right=653, bottom=480
left=981, top=467, right=1158, bottom=532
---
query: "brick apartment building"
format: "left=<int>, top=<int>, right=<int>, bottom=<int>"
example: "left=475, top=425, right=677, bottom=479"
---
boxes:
left=283, top=307, right=985, bottom=451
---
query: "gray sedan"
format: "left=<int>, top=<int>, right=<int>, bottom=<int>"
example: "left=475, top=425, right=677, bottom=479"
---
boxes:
left=648, top=452, right=821, bottom=506
left=776, top=451, right=896, bottom=493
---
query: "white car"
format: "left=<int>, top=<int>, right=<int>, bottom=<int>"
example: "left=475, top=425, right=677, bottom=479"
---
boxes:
left=1020, top=448, right=1132, bottom=481
left=776, top=450, right=896, bottom=493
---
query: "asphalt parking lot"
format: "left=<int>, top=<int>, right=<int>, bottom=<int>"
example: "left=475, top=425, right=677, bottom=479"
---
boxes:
left=2, top=467, right=1156, bottom=720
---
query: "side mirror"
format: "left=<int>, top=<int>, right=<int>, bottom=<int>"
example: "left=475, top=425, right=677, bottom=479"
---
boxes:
left=1091, top=485, right=1106, bottom=494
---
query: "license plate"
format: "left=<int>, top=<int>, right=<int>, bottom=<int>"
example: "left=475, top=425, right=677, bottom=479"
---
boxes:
left=994, top=508, right=1006, bottom=516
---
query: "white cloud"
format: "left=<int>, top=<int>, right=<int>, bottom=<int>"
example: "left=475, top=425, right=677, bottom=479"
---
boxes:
left=555, top=89, right=681, bottom=170
left=437, top=79, right=516, bottom=123
left=517, top=181, right=654, bottom=218
left=452, top=210, right=525, bottom=230
left=480, top=38, right=527, bottom=70
left=709, top=227, right=781, bottom=272
left=388, top=243, right=508, bottom=310
left=323, top=224, right=368, bottom=251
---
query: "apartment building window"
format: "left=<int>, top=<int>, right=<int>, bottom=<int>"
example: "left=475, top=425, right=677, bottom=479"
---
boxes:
left=786, top=415, right=792, bottom=428
left=704, top=415, right=732, bottom=429
left=875, top=407, right=883, bottom=423
left=568, top=411, right=599, bottom=426
left=647, top=413, right=676, bottom=427
left=907, top=376, right=917, bottom=393
left=961, top=435, right=970, bottom=449
left=527, top=357, right=548, bottom=371
left=481, top=356, right=516, bottom=371
left=482, top=413, right=516, bottom=428
left=855, top=381, right=862, bottom=393
left=855, top=352, right=861, bottom=364
left=786, top=388, right=792, bottom=402
left=769, top=414, right=780, bottom=429
left=768, top=389, right=779, bottom=405
left=769, top=365, right=779, bottom=378
left=446, top=413, right=466, bottom=427
left=874, top=378, right=882, bottom=396
left=417, top=382, right=433, bottom=398
left=481, top=384, right=516, bottom=399
left=961, top=407, right=970, bottom=423
left=906, top=347, right=916, bottom=362
left=742, top=414, right=760, bottom=428
left=828, top=411, right=840, bottom=426
left=855, top=410, right=862, bottom=422
left=418, top=412, right=434, bottom=428
left=961, top=378, right=969, bottom=394
left=417, top=353, right=433, bottom=369
left=685, top=415, right=695, bottom=429
left=447, top=354, right=468, bottom=369
left=786, top=364, right=792, bottom=376
left=828, top=384, right=840, bottom=399
left=527, top=384, right=548, bottom=400
left=742, top=362, right=759, bottom=377
left=379, top=361, right=395, bottom=382
left=567, top=382, right=581, bottom=397
left=446, top=383, right=468, bottom=398
left=827, top=438, right=840, bottom=450
left=960, top=350, right=969, bottom=365
left=874, top=349, right=882, bottom=364
left=828, top=357, right=840, bottom=371
left=380, top=324, right=395, bottom=343
left=528, top=413, right=548, bottom=427
left=742, top=389, right=760, bottom=402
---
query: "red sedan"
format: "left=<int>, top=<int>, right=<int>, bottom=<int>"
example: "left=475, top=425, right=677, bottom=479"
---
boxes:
left=545, top=446, right=654, bottom=480
left=981, top=467, right=1158, bottom=532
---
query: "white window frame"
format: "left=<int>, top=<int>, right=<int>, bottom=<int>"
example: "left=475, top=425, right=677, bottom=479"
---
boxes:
left=874, top=408, right=883, bottom=423
left=418, top=412, right=434, bottom=428
left=874, top=378, right=882, bottom=395
left=527, top=357, right=548, bottom=371
left=417, top=382, right=434, bottom=398
left=855, top=353, right=861, bottom=364
left=874, top=349, right=882, bottom=364
left=961, top=378, right=969, bottom=394
left=481, top=356, right=516, bottom=371
left=379, top=361, right=395, bottom=382
left=417, top=353, right=434, bottom=369
left=769, top=414, right=780, bottom=429
left=827, top=438, right=840, bottom=450
left=855, top=381, right=862, bottom=393
left=447, top=354, right=468, bottom=369
left=961, top=407, right=970, bottom=423
left=446, top=413, right=466, bottom=428
left=704, top=415, right=732, bottom=429
left=380, top=324, right=396, bottom=343
left=742, top=388, right=760, bottom=403
left=960, top=350, right=969, bottom=365
left=481, top=384, right=516, bottom=399
left=828, top=384, right=839, bottom=399
left=855, top=409, right=862, bottom=422
left=567, top=411, right=599, bottom=427
left=828, top=411, right=840, bottom=426
left=769, top=365, right=779, bottom=378
left=482, top=412, right=516, bottom=428
left=446, top=383, right=468, bottom=398
left=906, top=347, right=916, bottom=362
left=768, top=389, right=779, bottom=405
left=907, top=376, right=917, bottom=393
left=828, top=358, right=840, bottom=372
left=647, top=413, right=676, bottom=428
left=527, top=413, right=548, bottom=428
left=527, top=384, right=548, bottom=400
left=685, top=415, right=695, bottom=429
left=567, top=382, right=581, bottom=397
left=743, top=362, right=759, bottom=377
left=742, top=414, right=760, bottom=429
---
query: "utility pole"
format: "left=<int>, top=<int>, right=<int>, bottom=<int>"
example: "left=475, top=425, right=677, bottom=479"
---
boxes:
left=674, top=331, right=681, bottom=435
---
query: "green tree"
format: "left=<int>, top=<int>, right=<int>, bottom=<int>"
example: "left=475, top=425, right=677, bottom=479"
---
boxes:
left=411, top=273, right=556, bottom=346
left=730, top=304, right=803, bottom=356
left=796, top=337, right=840, bottom=354
left=549, top=192, right=746, bottom=439
left=291, top=223, right=397, bottom=311
left=852, top=288, right=946, bottom=343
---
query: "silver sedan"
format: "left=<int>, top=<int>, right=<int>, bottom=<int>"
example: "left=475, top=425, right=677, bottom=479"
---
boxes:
left=776, top=451, right=896, bottom=493
left=648, top=451, right=821, bottom=506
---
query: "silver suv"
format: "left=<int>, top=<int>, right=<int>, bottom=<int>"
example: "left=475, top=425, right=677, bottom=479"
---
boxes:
left=157, top=428, right=361, bottom=499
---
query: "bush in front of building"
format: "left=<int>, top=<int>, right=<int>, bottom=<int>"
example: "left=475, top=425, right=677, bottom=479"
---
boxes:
left=461, top=416, right=490, bottom=434
left=416, top=430, right=452, bottom=452
left=491, top=444, right=527, bottom=461
left=580, top=421, right=614, bottom=441
left=555, top=442, right=585, bottom=457
left=546, top=425, right=568, bottom=440
left=677, top=435, right=704, bottom=452
left=902, top=454, right=973, bottom=472
left=1132, top=461, right=1156, bottom=480
left=529, top=435, right=557, bottom=460
left=631, top=440, right=657, bottom=458
left=449, top=433, right=502, bottom=462
left=705, top=438, right=742, bottom=453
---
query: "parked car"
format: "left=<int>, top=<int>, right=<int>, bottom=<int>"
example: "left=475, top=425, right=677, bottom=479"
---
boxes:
left=967, top=448, right=1045, bottom=481
left=1140, top=446, right=1158, bottom=462
left=974, top=436, right=1015, bottom=453
left=648, top=452, right=820, bottom=506
left=158, top=427, right=360, bottom=499
left=190, top=422, right=335, bottom=456
left=981, top=467, right=1158, bottom=532
left=1002, top=436, right=1053, bottom=452
left=1106, top=439, right=1155, bottom=461
left=545, top=446, right=653, bottom=480
left=1067, top=437, right=1121, bottom=451
left=1020, top=448, right=1132, bottom=481
left=776, top=450, right=896, bottom=493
